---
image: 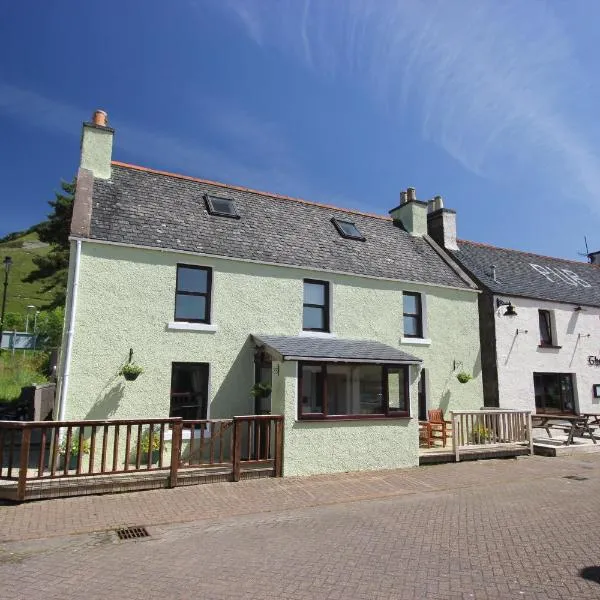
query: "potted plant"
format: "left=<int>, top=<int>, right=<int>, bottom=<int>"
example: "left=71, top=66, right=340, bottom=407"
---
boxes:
left=59, top=437, right=91, bottom=470
left=470, top=423, right=492, bottom=444
left=456, top=371, right=472, bottom=384
left=119, top=362, right=144, bottom=381
left=140, top=430, right=161, bottom=465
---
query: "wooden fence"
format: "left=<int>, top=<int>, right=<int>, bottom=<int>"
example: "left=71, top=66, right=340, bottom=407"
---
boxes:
left=0, top=415, right=284, bottom=500
left=451, top=410, right=533, bottom=462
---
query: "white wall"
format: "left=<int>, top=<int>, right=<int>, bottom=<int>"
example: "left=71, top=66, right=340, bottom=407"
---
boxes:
left=495, top=295, right=600, bottom=413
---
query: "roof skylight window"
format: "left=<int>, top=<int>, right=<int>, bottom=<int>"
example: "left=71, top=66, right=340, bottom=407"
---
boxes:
left=331, top=217, right=365, bottom=241
left=205, top=195, right=240, bottom=219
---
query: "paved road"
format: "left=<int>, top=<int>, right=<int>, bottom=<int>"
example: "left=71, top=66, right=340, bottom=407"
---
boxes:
left=1, top=455, right=600, bottom=599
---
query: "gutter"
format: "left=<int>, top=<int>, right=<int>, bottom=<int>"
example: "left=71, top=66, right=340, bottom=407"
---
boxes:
left=57, top=239, right=82, bottom=421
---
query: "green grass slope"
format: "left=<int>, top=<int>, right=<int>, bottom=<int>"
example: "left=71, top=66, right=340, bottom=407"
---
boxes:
left=0, top=231, right=58, bottom=315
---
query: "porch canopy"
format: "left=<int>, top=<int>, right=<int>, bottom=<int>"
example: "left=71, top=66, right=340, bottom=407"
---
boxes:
left=252, top=334, right=422, bottom=365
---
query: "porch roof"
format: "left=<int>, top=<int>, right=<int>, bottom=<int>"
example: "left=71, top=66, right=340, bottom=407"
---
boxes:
left=252, top=335, right=422, bottom=364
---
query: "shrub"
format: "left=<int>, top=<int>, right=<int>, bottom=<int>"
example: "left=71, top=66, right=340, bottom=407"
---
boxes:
left=0, top=352, right=49, bottom=402
left=59, top=436, right=90, bottom=455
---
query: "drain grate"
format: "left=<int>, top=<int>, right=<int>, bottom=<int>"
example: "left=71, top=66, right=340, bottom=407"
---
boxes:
left=564, top=475, right=588, bottom=481
left=115, top=526, right=150, bottom=540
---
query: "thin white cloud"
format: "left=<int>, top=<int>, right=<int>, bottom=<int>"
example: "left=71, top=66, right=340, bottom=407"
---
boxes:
left=220, top=0, right=600, bottom=213
left=0, top=81, right=361, bottom=211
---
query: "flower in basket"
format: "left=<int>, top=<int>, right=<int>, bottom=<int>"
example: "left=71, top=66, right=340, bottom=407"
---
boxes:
left=119, top=362, right=144, bottom=381
left=456, top=371, right=472, bottom=384
left=59, top=437, right=91, bottom=456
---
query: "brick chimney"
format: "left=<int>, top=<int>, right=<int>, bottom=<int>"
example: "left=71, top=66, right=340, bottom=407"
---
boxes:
left=426, top=195, right=458, bottom=251
left=80, top=109, right=114, bottom=179
left=389, top=187, right=428, bottom=236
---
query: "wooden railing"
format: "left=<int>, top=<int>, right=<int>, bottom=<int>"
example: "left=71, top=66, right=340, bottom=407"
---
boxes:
left=451, top=410, right=533, bottom=462
left=0, top=415, right=284, bottom=500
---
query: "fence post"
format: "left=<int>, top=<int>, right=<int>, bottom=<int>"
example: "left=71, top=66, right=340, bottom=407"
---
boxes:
left=17, top=426, right=31, bottom=501
left=232, top=418, right=242, bottom=482
left=451, top=412, right=460, bottom=462
left=274, top=417, right=284, bottom=477
left=169, top=419, right=182, bottom=488
left=527, top=412, right=534, bottom=456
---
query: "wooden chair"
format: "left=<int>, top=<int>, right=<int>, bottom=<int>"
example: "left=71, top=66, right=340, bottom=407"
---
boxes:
left=419, top=421, right=433, bottom=448
left=427, top=409, right=452, bottom=448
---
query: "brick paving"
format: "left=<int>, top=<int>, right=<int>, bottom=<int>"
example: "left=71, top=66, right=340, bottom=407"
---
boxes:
left=1, top=455, right=600, bottom=598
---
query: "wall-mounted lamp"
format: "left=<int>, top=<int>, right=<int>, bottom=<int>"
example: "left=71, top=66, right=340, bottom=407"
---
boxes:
left=453, top=360, right=463, bottom=371
left=516, top=329, right=529, bottom=335
left=574, top=306, right=585, bottom=312
left=496, top=298, right=517, bottom=317
left=578, top=333, right=591, bottom=339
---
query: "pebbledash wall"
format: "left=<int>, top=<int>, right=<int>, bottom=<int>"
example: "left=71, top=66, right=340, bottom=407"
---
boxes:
left=64, top=240, right=483, bottom=475
left=495, top=296, right=600, bottom=414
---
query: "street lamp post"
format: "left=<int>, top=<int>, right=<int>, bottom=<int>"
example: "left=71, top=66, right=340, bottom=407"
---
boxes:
left=0, top=256, right=13, bottom=354
left=33, top=310, right=40, bottom=351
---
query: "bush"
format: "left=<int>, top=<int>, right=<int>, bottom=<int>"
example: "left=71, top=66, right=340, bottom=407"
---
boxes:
left=0, top=352, right=49, bottom=402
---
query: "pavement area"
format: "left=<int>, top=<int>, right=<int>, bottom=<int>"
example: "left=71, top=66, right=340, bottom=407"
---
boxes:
left=1, top=454, right=600, bottom=599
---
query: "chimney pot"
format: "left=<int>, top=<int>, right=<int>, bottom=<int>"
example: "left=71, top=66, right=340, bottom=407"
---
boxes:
left=400, top=191, right=408, bottom=205
left=92, top=110, right=108, bottom=127
left=407, top=187, right=416, bottom=202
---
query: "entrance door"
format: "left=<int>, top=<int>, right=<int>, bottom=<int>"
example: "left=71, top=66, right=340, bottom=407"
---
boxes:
left=533, top=373, right=575, bottom=414
left=253, top=361, right=273, bottom=415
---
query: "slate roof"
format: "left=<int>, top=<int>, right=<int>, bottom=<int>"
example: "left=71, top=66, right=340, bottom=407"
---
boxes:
left=252, top=335, right=422, bottom=364
left=452, top=240, right=600, bottom=307
left=87, top=163, right=475, bottom=289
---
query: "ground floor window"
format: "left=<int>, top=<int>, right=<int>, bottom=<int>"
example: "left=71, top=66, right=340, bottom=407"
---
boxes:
left=170, top=362, right=209, bottom=420
left=533, top=372, right=575, bottom=414
left=298, top=362, right=409, bottom=419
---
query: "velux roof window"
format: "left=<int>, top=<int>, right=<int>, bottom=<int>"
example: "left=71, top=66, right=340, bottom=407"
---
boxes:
left=331, top=217, right=365, bottom=241
left=205, top=194, right=240, bottom=219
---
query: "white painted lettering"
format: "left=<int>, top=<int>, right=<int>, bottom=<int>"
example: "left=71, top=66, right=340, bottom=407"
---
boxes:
left=547, top=267, right=577, bottom=286
left=562, top=269, right=592, bottom=288
left=530, top=264, right=554, bottom=282
left=529, top=263, right=593, bottom=288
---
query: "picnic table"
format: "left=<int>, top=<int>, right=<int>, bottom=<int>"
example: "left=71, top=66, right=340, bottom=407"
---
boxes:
left=582, top=412, right=600, bottom=426
left=531, top=414, right=597, bottom=446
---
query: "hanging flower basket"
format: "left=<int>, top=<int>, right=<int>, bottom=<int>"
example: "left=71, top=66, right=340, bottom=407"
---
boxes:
left=119, top=363, right=144, bottom=381
left=456, top=371, right=472, bottom=384
left=250, top=382, right=272, bottom=399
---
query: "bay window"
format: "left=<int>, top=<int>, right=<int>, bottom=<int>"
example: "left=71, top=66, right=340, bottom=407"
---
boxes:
left=298, top=362, right=409, bottom=419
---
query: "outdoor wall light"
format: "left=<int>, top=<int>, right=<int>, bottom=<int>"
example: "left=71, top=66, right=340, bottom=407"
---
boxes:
left=515, top=329, right=529, bottom=335
left=496, top=298, right=517, bottom=317
left=574, top=306, right=585, bottom=312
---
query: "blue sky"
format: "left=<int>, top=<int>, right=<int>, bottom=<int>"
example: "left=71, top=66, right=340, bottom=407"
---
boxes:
left=1, top=0, right=600, bottom=259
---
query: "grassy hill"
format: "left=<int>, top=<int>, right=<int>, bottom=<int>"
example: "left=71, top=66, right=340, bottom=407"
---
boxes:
left=0, top=230, right=59, bottom=316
